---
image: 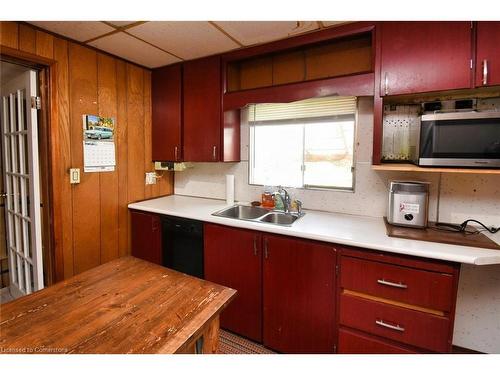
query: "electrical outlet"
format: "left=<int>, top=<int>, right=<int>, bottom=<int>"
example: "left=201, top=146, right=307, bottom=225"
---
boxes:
left=145, top=172, right=157, bottom=185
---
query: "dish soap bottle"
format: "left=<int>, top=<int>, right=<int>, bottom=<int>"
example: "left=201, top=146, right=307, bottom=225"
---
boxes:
left=261, top=187, right=275, bottom=208
left=274, top=191, right=284, bottom=211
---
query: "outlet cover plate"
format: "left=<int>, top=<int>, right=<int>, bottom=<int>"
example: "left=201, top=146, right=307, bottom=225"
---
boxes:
left=145, top=172, right=157, bottom=185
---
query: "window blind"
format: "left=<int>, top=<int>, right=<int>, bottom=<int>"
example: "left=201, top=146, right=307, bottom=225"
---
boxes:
left=248, top=96, right=357, bottom=123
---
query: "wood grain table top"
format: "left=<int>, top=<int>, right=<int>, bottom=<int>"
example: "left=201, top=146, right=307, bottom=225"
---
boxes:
left=0, top=256, right=236, bottom=354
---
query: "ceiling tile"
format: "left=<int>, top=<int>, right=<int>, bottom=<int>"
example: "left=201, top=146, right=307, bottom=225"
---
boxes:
left=213, top=21, right=318, bottom=46
left=28, top=21, right=114, bottom=42
left=88, top=32, right=180, bottom=68
left=126, top=21, right=239, bottom=60
left=106, top=21, right=139, bottom=28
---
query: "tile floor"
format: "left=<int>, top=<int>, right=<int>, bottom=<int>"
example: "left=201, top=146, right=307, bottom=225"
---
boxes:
left=218, top=329, right=276, bottom=354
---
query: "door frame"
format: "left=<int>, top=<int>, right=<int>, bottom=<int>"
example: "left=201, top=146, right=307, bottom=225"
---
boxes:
left=1, top=46, right=57, bottom=285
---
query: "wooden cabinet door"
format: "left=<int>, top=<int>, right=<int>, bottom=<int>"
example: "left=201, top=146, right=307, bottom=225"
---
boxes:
left=263, top=234, right=336, bottom=353
left=130, top=211, right=162, bottom=265
left=338, top=328, right=419, bottom=354
left=183, top=56, right=221, bottom=162
left=152, top=64, right=182, bottom=161
left=204, top=224, right=262, bottom=342
left=476, top=22, right=500, bottom=87
left=380, top=22, right=472, bottom=96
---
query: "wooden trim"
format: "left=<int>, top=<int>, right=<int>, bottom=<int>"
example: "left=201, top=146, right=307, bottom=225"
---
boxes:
left=372, top=163, right=500, bottom=174
left=342, top=289, right=445, bottom=317
left=38, top=67, right=56, bottom=285
left=223, top=72, right=374, bottom=110
left=1, top=45, right=54, bottom=66
left=372, top=21, right=383, bottom=165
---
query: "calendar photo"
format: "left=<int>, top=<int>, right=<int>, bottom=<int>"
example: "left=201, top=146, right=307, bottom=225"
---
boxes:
left=82, top=115, right=116, bottom=172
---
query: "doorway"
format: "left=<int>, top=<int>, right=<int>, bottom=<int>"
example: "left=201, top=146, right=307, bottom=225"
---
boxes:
left=0, top=61, right=45, bottom=303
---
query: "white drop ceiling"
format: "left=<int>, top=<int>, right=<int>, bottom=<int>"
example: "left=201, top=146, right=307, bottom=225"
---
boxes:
left=28, top=21, right=351, bottom=69
left=29, top=21, right=115, bottom=43
left=212, top=21, right=318, bottom=46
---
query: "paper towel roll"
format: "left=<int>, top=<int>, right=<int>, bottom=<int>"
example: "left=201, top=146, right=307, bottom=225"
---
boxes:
left=226, top=174, right=235, bottom=205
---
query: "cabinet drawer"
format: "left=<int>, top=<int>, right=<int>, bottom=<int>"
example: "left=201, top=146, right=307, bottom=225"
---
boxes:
left=338, top=328, right=419, bottom=354
left=340, top=256, right=454, bottom=312
left=339, top=294, right=452, bottom=352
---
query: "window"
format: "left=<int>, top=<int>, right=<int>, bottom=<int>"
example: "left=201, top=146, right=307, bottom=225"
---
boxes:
left=249, top=96, right=356, bottom=190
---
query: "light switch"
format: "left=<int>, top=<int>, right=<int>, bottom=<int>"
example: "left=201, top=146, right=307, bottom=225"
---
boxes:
left=70, top=168, right=80, bottom=184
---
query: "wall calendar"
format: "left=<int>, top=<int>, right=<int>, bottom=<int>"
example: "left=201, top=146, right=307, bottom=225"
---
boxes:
left=82, top=115, right=116, bottom=172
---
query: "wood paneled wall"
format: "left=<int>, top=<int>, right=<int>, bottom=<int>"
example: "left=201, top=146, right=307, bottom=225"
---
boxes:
left=0, top=22, right=174, bottom=281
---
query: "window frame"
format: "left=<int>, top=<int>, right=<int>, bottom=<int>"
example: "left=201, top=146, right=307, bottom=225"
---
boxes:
left=247, top=103, right=358, bottom=193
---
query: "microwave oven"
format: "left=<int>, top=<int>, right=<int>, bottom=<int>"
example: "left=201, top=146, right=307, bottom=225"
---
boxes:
left=410, top=111, right=500, bottom=168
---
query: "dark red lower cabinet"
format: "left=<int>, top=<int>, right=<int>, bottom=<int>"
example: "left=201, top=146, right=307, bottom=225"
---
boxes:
left=262, top=234, right=337, bottom=353
left=338, top=328, right=419, bottom=354
left=130, top=210, right=162, bottom=265
left=204, top=224, right=263, bottom=342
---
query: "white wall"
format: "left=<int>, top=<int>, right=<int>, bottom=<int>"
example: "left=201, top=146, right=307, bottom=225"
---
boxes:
left=175, top=97, right=500, bottom=353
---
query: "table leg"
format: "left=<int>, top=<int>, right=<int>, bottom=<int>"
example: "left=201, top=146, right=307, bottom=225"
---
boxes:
left=202, top=316, right=220, bottom=354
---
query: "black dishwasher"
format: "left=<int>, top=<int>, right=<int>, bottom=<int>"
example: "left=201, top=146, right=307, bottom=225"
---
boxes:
left=161, top=216, right=204, bottom=279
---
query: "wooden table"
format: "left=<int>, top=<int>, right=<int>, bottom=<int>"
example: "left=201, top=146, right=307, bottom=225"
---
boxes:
left=0, top=256, right=236, bottom=354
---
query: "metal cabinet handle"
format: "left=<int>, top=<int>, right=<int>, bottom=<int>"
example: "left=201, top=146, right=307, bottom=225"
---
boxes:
left=253, top=236, right=258, bottom=256
left=376, top=319, right=405, bottom=332
left=377, top=279, right=408, bottom=289
left=384, top=73, right=389, bottom=95
left=212, top=146, right=217, bottom=161
left=264, top=238, right=268, bottom=259
left=174, top=146, right=178, bottom=161
left=483, top=59, right=488, bottom=85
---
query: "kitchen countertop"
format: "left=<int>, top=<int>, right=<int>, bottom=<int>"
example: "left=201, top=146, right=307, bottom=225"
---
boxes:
left=128, top=195, right=500, bottom=266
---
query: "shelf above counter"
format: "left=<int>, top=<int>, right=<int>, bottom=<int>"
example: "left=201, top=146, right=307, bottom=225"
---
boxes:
left=372, top=163, right=500, bottom=175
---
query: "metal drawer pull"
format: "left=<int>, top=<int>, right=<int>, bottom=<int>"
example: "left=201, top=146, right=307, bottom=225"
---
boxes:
left=212, top=146, right=217, bottom=160
left=483, top=59, right=488, bottom=85
left=377, top=279, right=407, bottom=289
left=376, top=319, right=405, bottom=332
left=384, top=73, right=389, bottom=95
left=174, top=146, right=179, bottom=160
left=253, top=236, right=258, bottom=256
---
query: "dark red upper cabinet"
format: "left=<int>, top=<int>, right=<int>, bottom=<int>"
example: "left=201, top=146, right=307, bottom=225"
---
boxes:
left=263, top=234, right=337, bottom=353
left=204, top=224, right=262, bottom=342
left=130, top=210, right=162, bottom=265
left=152, top=64, right=182, bottom=162
left=476, top=22, right=500, bottom=87
left=183, top=56, right=222, bottom=162
left=379, top=22, right=472, bottom=96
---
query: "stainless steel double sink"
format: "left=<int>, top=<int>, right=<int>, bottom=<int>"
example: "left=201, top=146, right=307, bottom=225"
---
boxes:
left=212, top=204, right=304, bottom=226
